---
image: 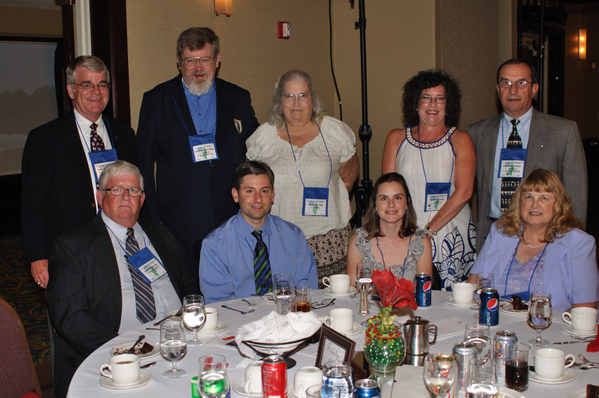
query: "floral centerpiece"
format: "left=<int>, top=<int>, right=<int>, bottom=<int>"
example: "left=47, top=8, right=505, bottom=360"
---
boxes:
left=364, top=269, right=418, bottom=376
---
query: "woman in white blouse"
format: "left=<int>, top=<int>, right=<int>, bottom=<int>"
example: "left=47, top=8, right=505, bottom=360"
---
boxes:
left=247, top=70, right=359, bottom=287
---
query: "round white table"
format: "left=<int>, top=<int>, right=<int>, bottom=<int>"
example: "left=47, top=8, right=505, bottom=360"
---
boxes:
left=67, top=290, right=599, bottom=397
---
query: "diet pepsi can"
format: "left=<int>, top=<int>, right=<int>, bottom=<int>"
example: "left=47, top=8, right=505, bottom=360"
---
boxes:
left=494, top=330, right=517, bottom=378
left=355, top=379, right=380, bottom=398
left=479, top=288, right=500, bottom=326
left=262, top=355, right=287, bottom=398
left=414, top=272, right=432, bottom=307
left=452, top=341, right=477, bottom=396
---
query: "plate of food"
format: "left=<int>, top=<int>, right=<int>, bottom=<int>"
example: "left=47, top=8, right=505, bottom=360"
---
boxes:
left=110, top=341, right=159, bottom=359
left=499, top=295, right=528, bottom=314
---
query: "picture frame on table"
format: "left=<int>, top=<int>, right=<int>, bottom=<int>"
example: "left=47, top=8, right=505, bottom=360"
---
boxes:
left=315, top=325, right=356, bottom=369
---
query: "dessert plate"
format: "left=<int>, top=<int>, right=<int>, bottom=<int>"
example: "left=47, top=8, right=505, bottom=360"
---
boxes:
left=110, top=342, right=159, bottom=359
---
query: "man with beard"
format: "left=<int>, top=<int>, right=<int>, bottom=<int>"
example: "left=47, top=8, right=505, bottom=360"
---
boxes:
left=137, top=27, right=260, bottom=284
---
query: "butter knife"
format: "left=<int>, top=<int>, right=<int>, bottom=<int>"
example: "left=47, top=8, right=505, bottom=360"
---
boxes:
left=553, top=339, right=593, bottom=345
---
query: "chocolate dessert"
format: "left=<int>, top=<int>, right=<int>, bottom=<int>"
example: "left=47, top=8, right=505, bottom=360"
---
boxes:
left=510, top=295, right=528, bottom=311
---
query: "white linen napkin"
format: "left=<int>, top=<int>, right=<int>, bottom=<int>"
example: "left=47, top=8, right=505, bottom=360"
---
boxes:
left=235, top=311, right=322, bottom=358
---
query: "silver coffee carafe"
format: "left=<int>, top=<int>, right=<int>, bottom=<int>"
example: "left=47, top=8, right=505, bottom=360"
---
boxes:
left=403, top=316, right=437, bottom=366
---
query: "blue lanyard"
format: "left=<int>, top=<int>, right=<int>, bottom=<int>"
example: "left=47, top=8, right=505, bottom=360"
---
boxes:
left=504, top=240, right=548, bottom=297
left=414, top=126, right=455, bottom=184
left=375, top=236, right=410, bottom=278
left=284, top=123, right=332, bottom=189
left=75, top=116, right=115, bottom=152
left=105, top=223, right=148, bottom=258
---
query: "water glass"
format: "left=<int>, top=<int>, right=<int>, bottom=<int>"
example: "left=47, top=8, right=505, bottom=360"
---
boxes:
left=159, top=318, right=187, bottom=378
left=423, top=353, right=457, bottom=398
left=471, top=273, right=495, bottom=310
left=527, top=291, right=552, bottom=347
left=464, top=323, right=491, bottom=359
left=198, top=354, right=230, bottom=398
left=274, top=273, right=295, bottom=315
left=322, top=361, right=354, bottom=398
left=183, top=294, right=206, bottom=346
left=466, top=357, right=498, bottom=397
left=306, top=385, right=341, bottom=398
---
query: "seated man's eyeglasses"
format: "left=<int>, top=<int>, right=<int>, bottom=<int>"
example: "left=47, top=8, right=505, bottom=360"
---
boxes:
left=281, top=93, right=312, bottom=104
left=103, top=186, right=143, bottom=197
left=182, top=56, right=215, bottom=67
left=311, top=298, right=336, bottom=309
left=497, top=80, right=532, bottom=89
left=73, top=82, right=110, bottom=91
left=419, top=95, right=447, bottom=104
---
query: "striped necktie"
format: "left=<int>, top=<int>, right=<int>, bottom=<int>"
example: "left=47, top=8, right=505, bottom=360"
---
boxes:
left=252, top=230, right=272, bottom=295
left=500, top=119, right=522, bottom=212
left=126, top=228, right=156, bottom=323
left=90, top=122, right=106, bottom=152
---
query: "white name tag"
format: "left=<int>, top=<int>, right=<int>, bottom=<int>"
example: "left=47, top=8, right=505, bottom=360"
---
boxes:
left=192, top=143, right=218, bottom=162
left=499, top=160, right=525, bottom=178
left=303, top=198, right=328, bottom=216
left=425, top=193, right=448, bottom=212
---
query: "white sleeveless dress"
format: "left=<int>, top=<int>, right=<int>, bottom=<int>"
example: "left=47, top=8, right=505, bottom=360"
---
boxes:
left=395, top=126, right=477, bottom=290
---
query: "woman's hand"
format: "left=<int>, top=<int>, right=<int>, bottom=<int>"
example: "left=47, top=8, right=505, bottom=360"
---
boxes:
left=339, top=153, right=359, bottom=192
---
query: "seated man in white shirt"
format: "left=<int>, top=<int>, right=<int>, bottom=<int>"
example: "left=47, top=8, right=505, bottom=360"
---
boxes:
left=200, top=161, right=318, bottom=303
left=46, top=160, right=198, bottom=398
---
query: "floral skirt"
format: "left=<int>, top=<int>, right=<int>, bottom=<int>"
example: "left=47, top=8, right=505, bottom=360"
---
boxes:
left=307, top=224, right=352, bottom=289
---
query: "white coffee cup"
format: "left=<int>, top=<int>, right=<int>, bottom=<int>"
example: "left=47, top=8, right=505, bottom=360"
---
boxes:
left=323, top=308, right=354, bottom=333
left=322, top=274, right=350, bottom=294
left=534, top=348, right=575, bottom=380
left=243, top=361, right=263, bottom=394
left=293, top=366, right=323, bottom=398
left=562, top=307, right=598, bottom=332
left=451, top=282, right=475, bottom=304
left=100, top=353, right=140, bottom=385
left=204, top=307, right=219, bottom=331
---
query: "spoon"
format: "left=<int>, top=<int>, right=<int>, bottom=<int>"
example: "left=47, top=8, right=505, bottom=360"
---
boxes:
left=141, top=361, right=157, bottom=369
left=126, top=335, right=145, bottom=354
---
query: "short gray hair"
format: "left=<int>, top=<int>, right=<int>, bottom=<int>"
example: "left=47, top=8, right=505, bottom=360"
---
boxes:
left=98, top=161, right=144, bottom=191
left=177, top=27, right=220, bottom=59
left=268, top=70, right=325, bottom=128
left=66, top=55, right=110, bottom=85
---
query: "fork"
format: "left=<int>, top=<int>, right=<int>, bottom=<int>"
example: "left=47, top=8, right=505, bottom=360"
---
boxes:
left=221, top=305, right=255, bottom=315
left=242, top=298, right=257, bottom=307
left=153, top=307, right=183, bottom=326
left=578, top=353, right=598, bottom=365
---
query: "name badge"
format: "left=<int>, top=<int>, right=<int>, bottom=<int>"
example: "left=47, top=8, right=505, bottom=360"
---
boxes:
left=127, top=247, right=167, bottom=284
left=89, top=149, right=118, bottom=181
left=424, top=182, right=451, bottom=212
left=498, top=148, right=527, bottom=178
left=189, top=135, right=219, bottom=163
left=302, top=187, right=329, bottom=217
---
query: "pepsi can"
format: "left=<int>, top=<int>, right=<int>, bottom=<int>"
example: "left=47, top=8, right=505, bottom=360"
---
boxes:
left=414, top=272, right=432, bottom=307
left=355, top=379, right=380, bottom=398
left=479, top=288, right=500, bottom=326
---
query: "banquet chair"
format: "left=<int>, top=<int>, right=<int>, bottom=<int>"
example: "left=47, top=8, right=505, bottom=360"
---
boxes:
left=0, top=297, right=42, bottom=398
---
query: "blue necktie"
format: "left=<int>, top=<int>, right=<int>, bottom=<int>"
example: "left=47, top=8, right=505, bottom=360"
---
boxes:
left=126, top=228, right=156, bottom=323
left=252, top=230, right=272, bottom=295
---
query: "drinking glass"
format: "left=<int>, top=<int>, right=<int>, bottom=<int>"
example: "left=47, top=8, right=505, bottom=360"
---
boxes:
left=466, top=357, right=498, bottom=398
left=464, top=323, right=492, bottom=359
left=505, top=342, right=530, bottom=392
left=296, top=284, right=312, bottom=312
left=423, top=353, right=457, bottom=398
left=306, top=385, right=341, bottom=398
left=159, top=318, right=187, bottom=378
left=322, top=361, right=354, bottom=398
left=471, top=273, right=495, bottom=310
left=198, top=354, right=230, bottom=398
left=183, top=294, right=207, bottom=346
left=527, top=291, right=552, bottom=347
left=274, top=273, right=295, bottom=315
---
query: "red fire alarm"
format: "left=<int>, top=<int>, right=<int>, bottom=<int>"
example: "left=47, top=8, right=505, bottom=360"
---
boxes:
left=277, top=21, right=291, bottom=39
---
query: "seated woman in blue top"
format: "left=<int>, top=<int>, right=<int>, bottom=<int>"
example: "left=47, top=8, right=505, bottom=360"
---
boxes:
left=346, top=172, right=433, bottom=285
left=468, top=168, right=599, bottom=313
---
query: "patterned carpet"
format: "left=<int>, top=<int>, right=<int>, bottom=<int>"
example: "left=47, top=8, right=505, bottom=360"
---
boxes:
left=0, top=234, right=51, bottom=365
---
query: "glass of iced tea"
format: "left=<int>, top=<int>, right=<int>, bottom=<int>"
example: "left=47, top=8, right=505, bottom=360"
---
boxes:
left=295, top=284, right=311, bottom=312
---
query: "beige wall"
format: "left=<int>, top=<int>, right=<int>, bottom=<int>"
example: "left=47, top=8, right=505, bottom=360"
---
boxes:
left=0, top=5, right=61, bottom=37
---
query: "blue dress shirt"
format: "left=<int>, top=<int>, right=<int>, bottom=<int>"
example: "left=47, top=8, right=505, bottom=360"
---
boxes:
left=199, top=212, right=318, bottom=303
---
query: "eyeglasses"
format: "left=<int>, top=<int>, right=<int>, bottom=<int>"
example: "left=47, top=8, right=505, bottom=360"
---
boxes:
left=182, top=56, right=215, bottom=67
left=103, top=186, right=143, bottom=197
left=419, top=95, right=447, bottom=104
left=281, top=93, right=312, bottom=104
left=311, top=298, right=336, bottom=309
left=73, top=82, right=110, bottom=91
left=497, top=80, right=532, bottom=89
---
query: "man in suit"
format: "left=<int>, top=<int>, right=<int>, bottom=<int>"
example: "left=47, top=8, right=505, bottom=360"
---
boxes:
left=46, top=161, right=199, bottom=398
left=22, top=55, right=138, bottom=289
left=137, top=27, right=260, bottom=280
left=468, top=58, right=587, bottom=250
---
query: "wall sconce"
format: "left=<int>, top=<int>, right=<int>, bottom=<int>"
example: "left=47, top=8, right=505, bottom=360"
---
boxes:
left=579, top=29, right=587, bottom=60
left=214, top=0, right=232, bottom=16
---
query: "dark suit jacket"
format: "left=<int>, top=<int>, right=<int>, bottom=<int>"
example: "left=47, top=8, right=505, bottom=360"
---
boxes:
left=468, top=109, right=588, bottom=250
left=137, top=76, right=259, bottom=241
left=46, top=215, right=199, bottom=398
left=21, top=110, right=138, bottom=263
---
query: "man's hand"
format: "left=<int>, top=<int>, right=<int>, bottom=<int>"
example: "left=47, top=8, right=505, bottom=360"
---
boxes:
left=31, top=259, right=49, bottom=289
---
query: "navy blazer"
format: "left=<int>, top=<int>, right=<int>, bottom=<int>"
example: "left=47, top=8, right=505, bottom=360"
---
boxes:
left=137, top=76, right=259, bottom=241
left=46, top=215, right=199, bottom=398
left=21, top=110, right=138, bottom=263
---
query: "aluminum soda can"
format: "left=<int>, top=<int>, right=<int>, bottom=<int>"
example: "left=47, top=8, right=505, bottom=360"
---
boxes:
left=494, top=330, right=518, bottom=378
left=191, top=376, right=200, bottom=398
left=355, top=379, right=380, bottom=398
left=479, top=288, right=500, bottom=326
left=414, top=272, right=432, bottom=307
left=452, top=340, right=477, bottom=396
left=262, top=355, right=287, bottom=398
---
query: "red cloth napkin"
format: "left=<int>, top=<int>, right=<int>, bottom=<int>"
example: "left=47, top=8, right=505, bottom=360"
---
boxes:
left=587, top=325, right=599, bottom=352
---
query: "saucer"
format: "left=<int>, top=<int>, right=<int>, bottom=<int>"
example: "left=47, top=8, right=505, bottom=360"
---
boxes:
left=322, top=287, right=358, bottom=297
left=499, top=300, right=528, bottom=315
left=110, top=342, right=159, bottom=359
left=498, top=387, right=524, bottom=398
left=197, top=321, right=228, bottom=335
left=342, top=323, right=364, bottom=336
left=233, top=377, right=261, bottom=397
left=261, top=293, right=275, bottom=303
left=529, top=368, right=576, bottom=385
left=100, top=370, right=152, bottom=389
left=443, top=296, right=475, bottom=308
left=567, top=389, right=588, bottom=398
left=561, top=323, right=597, bottom=338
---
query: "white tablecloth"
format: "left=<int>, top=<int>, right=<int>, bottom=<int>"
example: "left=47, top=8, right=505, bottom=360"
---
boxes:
left=67, top=291, right=599, bottom=397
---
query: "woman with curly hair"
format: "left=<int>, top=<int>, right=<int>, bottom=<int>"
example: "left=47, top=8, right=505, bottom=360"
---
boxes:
left=468, top=169, right=599, bottom=312
left=346, top=173, right=432, bottom=286
left=382, top=70, right=476, bottom=290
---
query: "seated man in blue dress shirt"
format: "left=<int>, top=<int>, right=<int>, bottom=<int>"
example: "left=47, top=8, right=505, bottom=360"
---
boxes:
left=200, top=161, right=318, bottom=303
